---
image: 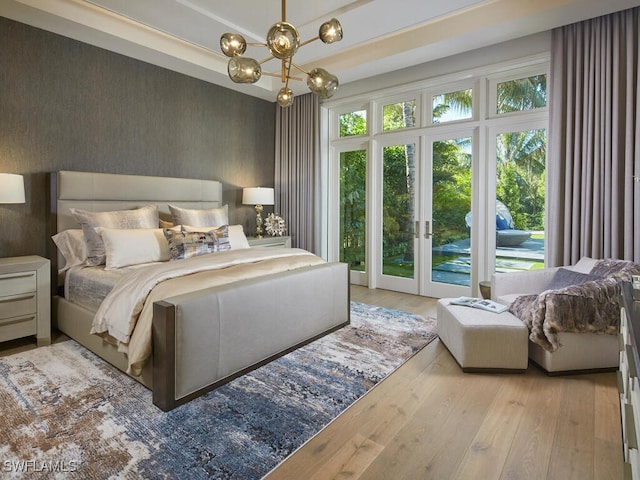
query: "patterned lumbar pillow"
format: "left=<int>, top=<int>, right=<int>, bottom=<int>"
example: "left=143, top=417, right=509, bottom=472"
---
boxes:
left=183, top=224, right=248, bottom=250
left=163, top=225, right=230, bottom=260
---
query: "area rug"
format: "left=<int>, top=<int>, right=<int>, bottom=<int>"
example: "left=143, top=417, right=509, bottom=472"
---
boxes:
left=0, top=302, right=437, bottom=479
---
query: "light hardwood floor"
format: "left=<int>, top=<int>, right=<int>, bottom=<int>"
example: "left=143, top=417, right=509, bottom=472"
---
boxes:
left=267, top=285, right=624, bottom=480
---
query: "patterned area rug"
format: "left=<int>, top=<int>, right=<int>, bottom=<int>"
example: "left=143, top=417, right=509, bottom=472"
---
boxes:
left=0, top=302, right=437, bottom=479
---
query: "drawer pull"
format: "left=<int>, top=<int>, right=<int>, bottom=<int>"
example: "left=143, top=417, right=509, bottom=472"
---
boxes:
left=628, top=345, right=638, bottom=378
left=0, top=314, right=36, bottom=326
left=626, top=403, right=638, bottom=449
left=0, top=293, right=35, bottom=303
left=0, top=272, right=35, bottom=281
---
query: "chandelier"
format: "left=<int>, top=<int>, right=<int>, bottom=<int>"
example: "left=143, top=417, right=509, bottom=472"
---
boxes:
left=219, top=0, right=343, bottom=107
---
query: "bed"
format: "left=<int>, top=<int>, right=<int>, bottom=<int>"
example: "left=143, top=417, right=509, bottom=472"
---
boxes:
left=50, top=170, right=350, bottom=411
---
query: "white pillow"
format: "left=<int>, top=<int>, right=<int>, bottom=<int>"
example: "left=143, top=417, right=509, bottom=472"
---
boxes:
left=70, top=205, right=159, bottom=266
left=169, top=204, right=229, bottom=228
left=183, top=224, right=250, bottom=250
left=97, top=227, right=171, bottom=270
left=52, top=229, right=87, bottom=272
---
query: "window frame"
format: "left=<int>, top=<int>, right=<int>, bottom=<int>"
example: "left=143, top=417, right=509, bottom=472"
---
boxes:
left=332, top=103, right=370, bottom=140
left=374, top=92, right=422, bottom=135
left=486, top=65, right=549, bottom=119
left=427, top=80, right=477, bottom=126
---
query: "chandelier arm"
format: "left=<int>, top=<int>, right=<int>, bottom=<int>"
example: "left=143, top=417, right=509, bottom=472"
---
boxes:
left=299, top=36, right=320, bottom=48
left=284, top=60, right=293, bottom=88
left=246, top=42, right=267, bottom=47
left=282, top=0, right=286, bottom=22
left=258, top=55, right=277, bottom=65
left=261, top=72, right=303, bottom=81
left=290, top=61, right=310, bottom=75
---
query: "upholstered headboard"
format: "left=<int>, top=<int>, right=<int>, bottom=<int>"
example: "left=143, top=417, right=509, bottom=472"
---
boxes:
left=50, top=170, right=224, bottom=283
left=52, top=170, right=223, bottom=232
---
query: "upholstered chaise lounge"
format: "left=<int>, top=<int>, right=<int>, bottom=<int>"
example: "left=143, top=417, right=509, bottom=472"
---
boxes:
left=492, top=257, right=640, bottom=373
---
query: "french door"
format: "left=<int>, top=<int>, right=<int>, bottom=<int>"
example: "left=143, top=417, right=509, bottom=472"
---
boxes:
left=374, top=136, right=420, bottom=294
left=372, top=130, right=474, bottom=297
left=421, top=130, right=475, bottom=298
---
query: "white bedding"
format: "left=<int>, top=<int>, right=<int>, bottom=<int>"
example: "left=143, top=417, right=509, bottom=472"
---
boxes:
left=90, top=247, right=325, bottom=375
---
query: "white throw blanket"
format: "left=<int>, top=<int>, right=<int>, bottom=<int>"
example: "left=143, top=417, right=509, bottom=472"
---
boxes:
left=90, top=247, right=324, bottom=375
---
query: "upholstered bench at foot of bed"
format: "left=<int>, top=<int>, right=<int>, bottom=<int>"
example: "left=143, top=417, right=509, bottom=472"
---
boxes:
left=436, top=298, right=529, bottom=372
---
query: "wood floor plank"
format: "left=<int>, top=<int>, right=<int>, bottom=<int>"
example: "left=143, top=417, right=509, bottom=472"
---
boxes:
left=499, top=368, right=565, bottom=480
left=593, top=373, right=624, bottom=479
left=548, top=376, right=596, bottom=480
left=361, top=369, right=506, bottom=480
left=308, top=433, right=384, bottom=480
left=451, top=374, right=535, bottom=479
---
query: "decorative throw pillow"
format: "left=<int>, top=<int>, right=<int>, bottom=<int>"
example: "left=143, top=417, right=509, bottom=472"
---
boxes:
left=163, top=225, right=231, bottom=260
left=70, top=205, right=159, bottom=266
left=97, top=227, right=171, bottom=270
left=210, top=225, right=232, bottom=252
left=168, top=204, right=229, bottom=228
left=51, top=229, right=87, bottom=272
left=183, top=224, right=249, bottom=250
left=546, top=268, right=601, bottom=291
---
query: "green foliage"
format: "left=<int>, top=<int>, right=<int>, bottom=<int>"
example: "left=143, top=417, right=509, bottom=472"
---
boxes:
left=339, top=149, right=366, bottom=267
left=497, top=75, right=547, bottom=114
left=339, top=111, right=366, bottom=137
left=383, top=145, right=411, bottom=260
left=432, top=139, right=472, bottom=246
left=433, top=89, right=472, bottom=123
left=496, top=129, right=546, bottom=231
left=383, top=101, right=416, bottom=131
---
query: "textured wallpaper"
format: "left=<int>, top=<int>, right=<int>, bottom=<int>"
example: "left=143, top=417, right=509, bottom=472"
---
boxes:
left=0, top=17, right=276, bottom=259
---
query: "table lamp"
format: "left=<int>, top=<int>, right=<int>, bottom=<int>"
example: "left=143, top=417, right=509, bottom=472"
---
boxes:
left=242, top=187, right=274, bottom=238
left=0, top=173, right=25, bottom=204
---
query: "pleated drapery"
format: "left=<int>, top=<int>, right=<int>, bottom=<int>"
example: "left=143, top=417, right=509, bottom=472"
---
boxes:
left=548, top=7, right=640, bottom=265
left=274, top=93, right=321, bottom=254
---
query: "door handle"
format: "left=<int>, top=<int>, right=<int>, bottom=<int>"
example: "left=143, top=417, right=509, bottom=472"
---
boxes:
left=425, top=220, right=432, bottom=239
left=415, top=220, right=420, bottom=239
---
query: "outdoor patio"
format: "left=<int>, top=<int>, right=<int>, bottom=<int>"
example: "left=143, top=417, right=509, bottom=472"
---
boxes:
left=431, top=235, right=544, bottom=286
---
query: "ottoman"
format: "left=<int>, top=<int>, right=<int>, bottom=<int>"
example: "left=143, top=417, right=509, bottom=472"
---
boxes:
left=437, top=298, right=528, bottom=372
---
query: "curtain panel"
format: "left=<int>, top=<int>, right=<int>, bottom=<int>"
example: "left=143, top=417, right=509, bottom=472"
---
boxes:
left=274, top=93, right=321, bottom=254
left=548, top=6, right=640, bottom=265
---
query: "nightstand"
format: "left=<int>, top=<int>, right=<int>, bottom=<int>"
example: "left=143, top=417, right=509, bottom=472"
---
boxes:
left=247, top=236, right=292, bottom=248
left=0, top=256, right=51, bottom=346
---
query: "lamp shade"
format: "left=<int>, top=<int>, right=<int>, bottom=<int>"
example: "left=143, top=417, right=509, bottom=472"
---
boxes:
left=0, top=173, right=25, bottom=204
left=243, top=187, right=274, bottom=206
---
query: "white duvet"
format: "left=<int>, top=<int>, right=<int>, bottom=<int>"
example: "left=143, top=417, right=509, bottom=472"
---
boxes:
left=90, top=247, right=325, bottom=375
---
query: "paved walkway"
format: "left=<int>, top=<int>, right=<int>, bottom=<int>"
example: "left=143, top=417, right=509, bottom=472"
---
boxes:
left=431, top=236, right=544, bottom=286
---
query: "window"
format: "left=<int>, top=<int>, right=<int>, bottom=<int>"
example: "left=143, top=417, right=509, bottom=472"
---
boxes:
left=496, top=74, right=547, bottom=114
left=382, top=100, right=416, bottom=131
left=339, top=150, right=367, bottom=271
left=432, top=88, right=472, bottom=123
left=339, top=110, right=367, bottom=137
left=494, top=127, right=546, bottom=272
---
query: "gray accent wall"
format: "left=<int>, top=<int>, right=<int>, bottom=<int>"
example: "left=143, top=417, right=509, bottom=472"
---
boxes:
left=0, top=17, right=276, bottom=259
